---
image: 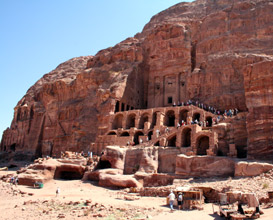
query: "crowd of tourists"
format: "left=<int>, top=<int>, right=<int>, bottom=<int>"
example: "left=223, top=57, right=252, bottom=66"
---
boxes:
left=173, top=99, right=239, bottom=117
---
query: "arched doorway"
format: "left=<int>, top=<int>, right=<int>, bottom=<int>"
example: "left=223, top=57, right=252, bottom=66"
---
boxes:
left=134, top=131, right=144, bottom=145
left=193, top=113, right=200, bottom=122
left=181, top=128, right=191, bottom=147
left=196, top=136, right=210, bottom=155
left=179, top=110, right=188, bottom=123
left=167, top=135, right=176, bottom=147
left=148, top=130, right=153, bottom=141
left=120, top=131, right=130, bottom=136
left=112, top=114, right=123, bottom=129
left=206, top=116, right=213, bottom=127
left=139, top=113, right=149, bottom=129
left=107, top=131, right=117, bottom=135
left=151, top=112, right=158, bottom=128
left=164, top=110, right=175, bottom=127
left=126, top=114, right=136, bottom=129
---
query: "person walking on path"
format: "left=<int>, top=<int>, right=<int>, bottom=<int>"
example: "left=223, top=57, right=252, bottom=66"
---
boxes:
left=168, top=190, right=175, bottom=211
left=56, top=187, right=60, bottom=197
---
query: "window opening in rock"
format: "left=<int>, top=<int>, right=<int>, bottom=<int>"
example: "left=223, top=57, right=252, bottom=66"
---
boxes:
left=193, top=113, right=200, bottom=122
left=206, top=116, right=213, bottom=127
left=168, top=97, right=173, bottom=104
left=134, top=131, right=144, bottom=145
left=115, top=101, right=120, bottom=113
left=126, top=114, right=136, bottom=129
left=151, top=112, right=158, bottom=128
left=182, top=128, right=191, bottom=147
left=112, top=114, right=123, bottom=129
left=179, top=110, right=188, bottom=123
left=139, top=114, right=149, bottom=129
left=121, top=103, right=125, bottom=111
left=197, top=136, right=209, bottom=155
left=164, top=110, right=175, bottom=127
left=120, top=131, right=130, bottom=136
left=107, top=131, right=117, bottom=135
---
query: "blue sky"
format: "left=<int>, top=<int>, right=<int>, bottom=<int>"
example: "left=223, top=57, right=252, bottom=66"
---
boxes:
left=0, top=0, right=192, bottom=138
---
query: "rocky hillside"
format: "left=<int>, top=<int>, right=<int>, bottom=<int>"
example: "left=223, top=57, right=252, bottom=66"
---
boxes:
left=1, top=0, right=273, bottom=160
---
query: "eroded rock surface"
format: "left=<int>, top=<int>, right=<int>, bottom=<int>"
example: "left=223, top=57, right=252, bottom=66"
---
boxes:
left=1, top=0, right=273, bottom=161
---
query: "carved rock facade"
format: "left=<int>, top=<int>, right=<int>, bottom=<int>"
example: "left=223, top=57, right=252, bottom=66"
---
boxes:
left=1, top=0, right=273, bottom=161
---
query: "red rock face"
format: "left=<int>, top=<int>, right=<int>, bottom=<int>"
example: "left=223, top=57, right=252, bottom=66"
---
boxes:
left=1, top=0, right=273, bottom=160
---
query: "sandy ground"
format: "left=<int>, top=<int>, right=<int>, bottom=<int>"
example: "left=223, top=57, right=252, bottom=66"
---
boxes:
left=1, top=170, right=273, bottom=220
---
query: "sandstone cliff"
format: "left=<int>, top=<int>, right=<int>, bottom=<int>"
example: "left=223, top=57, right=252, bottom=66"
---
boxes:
left=1, top=0, right=273, bottom=160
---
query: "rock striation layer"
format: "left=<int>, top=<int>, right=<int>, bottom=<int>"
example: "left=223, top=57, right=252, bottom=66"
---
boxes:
left=1, top=0, right=273, bottom=160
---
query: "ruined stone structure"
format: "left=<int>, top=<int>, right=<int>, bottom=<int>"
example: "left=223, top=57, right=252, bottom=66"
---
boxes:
left=94, top=105, right=247, bottom=160
left=1, top=0, right=273, bottom=162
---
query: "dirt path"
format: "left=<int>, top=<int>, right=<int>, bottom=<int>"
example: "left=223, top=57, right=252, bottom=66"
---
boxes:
left=1, top=176, right=273, bottom=220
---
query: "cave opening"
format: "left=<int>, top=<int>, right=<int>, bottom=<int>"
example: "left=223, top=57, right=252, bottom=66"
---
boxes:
left=54, top=167, right=84, bottom=180
left=236, top=145, right=247, bottom=158
left=58, top=171, right=83, bottom=180
left=95, top=159, right=112, bottom=170
left=10, top=143, right=16, bottom=152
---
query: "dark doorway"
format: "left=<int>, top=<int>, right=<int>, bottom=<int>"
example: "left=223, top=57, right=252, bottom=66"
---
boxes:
left=179, top=110, right=188, bottom=123
left=148, top=131, right=153, bottom=141
left=126, top=114, right=136, bottom=129
left=107, top=131, right=117, bottom=135
left=59, top=171, right=83, bottom=180
left=10, top=143, right=16, bottom=152
left=164, top=110, right=175, bottom=127
left=206, top=116, right=213, bottom=127
left=134, top=131, right=144, bottom=145
left=182, top=128, right=191, bottom=147
left=120, top=132, right=130, bottom=136
left=4, top=146, right=7, bottom=151
left=151, top=112, right=158, bottom=128
left=139, top=114, right=149, bottom=129
left=154, top=141, right=160, bottom=146
left=115, top=101, right=120, bottom=113
left=236, top=145, right=247, bottom=158
left=167, top=135, right=176, bottom=147
left=193, top=113, right=200, bottom=122
left=197, top=136, right=209, bottom=155
left=54, top=167, right=84, bottom=180
left=112, top=114, right=123, bottom=129
left=95, top=159, right=112, bottom=170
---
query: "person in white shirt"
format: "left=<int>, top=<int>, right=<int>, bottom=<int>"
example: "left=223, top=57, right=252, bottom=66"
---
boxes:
left=168, top=190, right=175, bottom=211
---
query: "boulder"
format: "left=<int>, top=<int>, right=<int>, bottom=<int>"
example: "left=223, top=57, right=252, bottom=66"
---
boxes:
left=235, top=161, right=273, bottom=177
left=134, top=172, right=174, bottom=187
left=99, top=173, right=142, bottom=188
left=175, top=155, right=235, bottom=177
left=83, top=168, right=122, bottom=181
left=101, top=146, right=126, bottom=170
